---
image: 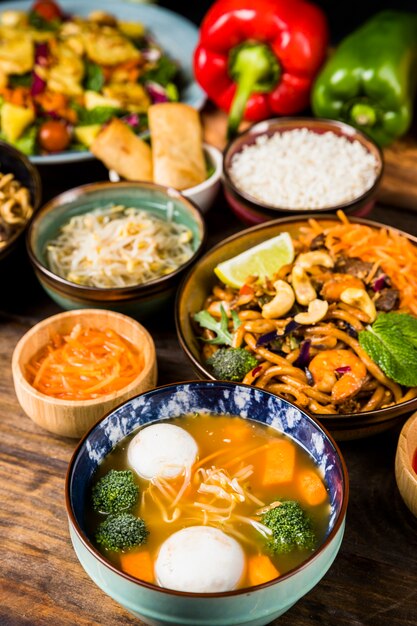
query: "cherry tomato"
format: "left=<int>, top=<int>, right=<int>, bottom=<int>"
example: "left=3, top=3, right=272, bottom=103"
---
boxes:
left=38, top=120, right=71, bottom=153
left=32, top=0, right=62, bottom=21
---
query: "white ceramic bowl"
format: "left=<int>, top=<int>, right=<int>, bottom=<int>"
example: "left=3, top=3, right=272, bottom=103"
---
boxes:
left=109, top=143, right=223, bottom=214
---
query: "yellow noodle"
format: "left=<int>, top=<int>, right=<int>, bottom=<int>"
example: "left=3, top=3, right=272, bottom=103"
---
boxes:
left=257, top=365, right=308, bottom=387
left=360, top=386, right=386, bottom=412
left=338, top=302, right=372, bottom=323
left=243, top=319, right=277, bottom=334
left=324, top=308, right=365, bottom=332
left=242, top=361, right=270, bottom=385
left=264, top=383, right=309, bottom=407
left=244, top=333, right=307, bottom=381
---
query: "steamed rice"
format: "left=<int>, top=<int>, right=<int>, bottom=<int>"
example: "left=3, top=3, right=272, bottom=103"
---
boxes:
left=229, top=128, right=379, bottom=210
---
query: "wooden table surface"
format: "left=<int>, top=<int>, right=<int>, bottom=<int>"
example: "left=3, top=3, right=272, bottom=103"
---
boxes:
left=1, top=152, right=417, bottom=626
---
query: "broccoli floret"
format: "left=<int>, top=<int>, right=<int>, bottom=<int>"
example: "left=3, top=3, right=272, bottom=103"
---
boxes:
left=206, top=348, right=258, bottom=381
left=95, top=513, right=148, bottom=552
left=92, top=470, right=139, bottom=514
left=261, top=500, right=316, bottom=554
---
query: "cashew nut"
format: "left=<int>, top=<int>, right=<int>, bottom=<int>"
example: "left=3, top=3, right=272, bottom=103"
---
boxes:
left=340, top=288, right=377, bottom=323
left=291, top=265, right=316, bottom=306
left=295, top=251, right=334, bottom=271
left=262, top=280, right=295, bottom=319
left=294, top=299, right=329, bottom=325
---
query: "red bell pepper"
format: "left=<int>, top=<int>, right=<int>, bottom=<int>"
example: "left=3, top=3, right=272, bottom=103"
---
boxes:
left=194, top=0, right=328, bottom=137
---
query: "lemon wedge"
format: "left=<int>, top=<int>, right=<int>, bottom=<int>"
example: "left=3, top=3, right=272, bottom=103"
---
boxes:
left=214, top=233, right=294, bottom=288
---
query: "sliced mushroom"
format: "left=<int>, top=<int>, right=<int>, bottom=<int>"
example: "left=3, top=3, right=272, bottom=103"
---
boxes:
left=291, top=265, right=316, bottom=306
left=340, top=288, right=377, bottom=323
left=294, top=299, right=329, bottom=325
left=295, top=251, right=334, bottom=271
left=262, top=280, right=295, bottom=319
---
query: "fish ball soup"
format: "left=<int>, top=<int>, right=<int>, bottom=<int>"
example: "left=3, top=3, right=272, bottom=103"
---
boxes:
left=86, top=414, right=331, bottom=593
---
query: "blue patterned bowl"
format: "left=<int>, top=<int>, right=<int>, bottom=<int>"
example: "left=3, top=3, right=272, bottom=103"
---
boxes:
left=66, top=381, right=348, bottom=626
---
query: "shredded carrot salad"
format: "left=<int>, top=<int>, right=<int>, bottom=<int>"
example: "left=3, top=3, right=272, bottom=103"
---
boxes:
left=299, top=211, right=417, bottom=315
left=26, top=324, right=143, bottom=400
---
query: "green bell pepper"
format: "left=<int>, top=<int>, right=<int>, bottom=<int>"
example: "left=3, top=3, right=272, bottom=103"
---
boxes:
left=312, top=11, right=417, bottom=146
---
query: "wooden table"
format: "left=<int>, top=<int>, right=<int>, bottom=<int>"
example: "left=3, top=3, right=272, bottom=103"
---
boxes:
left=1, top=156, right=417, bottom=626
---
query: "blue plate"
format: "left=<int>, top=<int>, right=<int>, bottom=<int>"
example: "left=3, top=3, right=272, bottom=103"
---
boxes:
left=0, top=0, right=206, bottom=165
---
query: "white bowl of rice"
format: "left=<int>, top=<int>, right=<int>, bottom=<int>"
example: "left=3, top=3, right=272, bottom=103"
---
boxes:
left=223, top=118, right=383, bottom=224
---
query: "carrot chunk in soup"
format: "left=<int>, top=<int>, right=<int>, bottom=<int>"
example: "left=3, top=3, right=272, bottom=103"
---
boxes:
left=298, top=469, right=328, bottom=506
left=261, top=440, right=296, bottom=486
left=248, top=555, right=280, bottom=586
left=119, top=550, right=154, bottom=583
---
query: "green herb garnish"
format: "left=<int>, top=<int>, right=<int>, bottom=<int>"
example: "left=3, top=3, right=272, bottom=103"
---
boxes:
left=83, top=61, right=105, bottom=93
left=72, top=103, right=121, bottom=126
left=28, top=11, right=60, bottom=32
left=194, top=305, right=240, bottom=346
left=9, top=73, right=32, bottom=88
left=0, top=126, right=37, bottom=156
left=359, top=312, right=417, bottom=386
left=142, top=55, right=178, bottom=86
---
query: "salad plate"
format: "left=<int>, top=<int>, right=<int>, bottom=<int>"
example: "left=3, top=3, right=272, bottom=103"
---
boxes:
left=0, top=0, right=206, bottom=165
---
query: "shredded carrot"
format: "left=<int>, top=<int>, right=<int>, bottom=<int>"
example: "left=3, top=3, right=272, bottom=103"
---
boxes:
left=26, top=325, right=143, bottom=400
left=299, top=212, right=417, bottom=315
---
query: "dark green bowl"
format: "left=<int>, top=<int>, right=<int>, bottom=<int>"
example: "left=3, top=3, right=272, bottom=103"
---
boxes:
left=0, top=141, right=42, bottom=261
left=27, top=181, right=206, bottom=318
left=175, top=214, right=417, bottom=440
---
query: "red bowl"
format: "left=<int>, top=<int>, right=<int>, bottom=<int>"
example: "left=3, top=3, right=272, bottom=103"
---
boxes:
left=222, top=117, right=383, bottom=226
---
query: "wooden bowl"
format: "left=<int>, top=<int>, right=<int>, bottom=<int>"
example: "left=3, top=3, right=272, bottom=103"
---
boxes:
left=395, top=412, right=417, bottom=517
left=12, top=309, right=157, bottom=438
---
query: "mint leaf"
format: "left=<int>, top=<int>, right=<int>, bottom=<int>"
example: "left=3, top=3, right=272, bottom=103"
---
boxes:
left=359, top=312, right=417, bottom=386
left=194, top=305, right=233, bottom=346
left=373, top=312, right=417, bottom=350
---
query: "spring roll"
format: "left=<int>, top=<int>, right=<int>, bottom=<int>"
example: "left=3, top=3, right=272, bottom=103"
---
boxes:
left=148, top=103, right=206, bottom=190
left=91, top=118, right=153, bottom=182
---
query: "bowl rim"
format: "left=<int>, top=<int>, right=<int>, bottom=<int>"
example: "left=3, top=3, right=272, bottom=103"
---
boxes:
left=175, top=213, right=417, bottom=423
left=109, top=143, right=223, bottom=195
left=12, top=308, right=156, bottom=408
left=222, top=116, right=384, bottom=215
left=65, top=379, right=349, bottom=598
left=26, top=180, right=207, bottom=295
left=0, top=140, right=42, bottom=258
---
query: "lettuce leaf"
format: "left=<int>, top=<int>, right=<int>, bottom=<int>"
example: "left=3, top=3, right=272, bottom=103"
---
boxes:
left=83, top=62, right=104, bottom=93
left=72, top=103, right=121, bottom=126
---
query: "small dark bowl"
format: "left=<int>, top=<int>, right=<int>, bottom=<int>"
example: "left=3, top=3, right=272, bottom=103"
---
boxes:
left=223, top=118, right=383, bottom=226
left=27, top=181, right=206, bottom=318
left=0, top=141, right=42, bottom=260
left=175, top=215, right=417, bottom=441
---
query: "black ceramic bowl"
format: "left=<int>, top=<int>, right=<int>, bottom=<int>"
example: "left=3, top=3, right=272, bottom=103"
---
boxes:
left=223, top=118, right=383, bottom=226
left=0, top=141, right=42, bottom=260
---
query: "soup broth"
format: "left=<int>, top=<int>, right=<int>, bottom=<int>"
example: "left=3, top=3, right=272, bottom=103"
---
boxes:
left=86, top=414, right=331, bottom=591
